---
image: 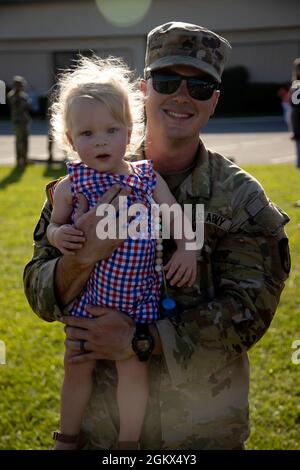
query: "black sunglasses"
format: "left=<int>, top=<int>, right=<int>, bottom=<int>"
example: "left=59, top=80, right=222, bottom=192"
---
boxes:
left=149, top=70, right=219, bottom=101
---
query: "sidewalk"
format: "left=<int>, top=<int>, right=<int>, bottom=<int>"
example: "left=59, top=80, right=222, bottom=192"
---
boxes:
left=203, top=116, right=296, bottom=165
left=0, top=119, right=65, bottom=165
left=0, top=116, right=296, bottom=166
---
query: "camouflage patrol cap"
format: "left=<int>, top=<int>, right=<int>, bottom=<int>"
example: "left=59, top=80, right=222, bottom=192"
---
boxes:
left=145, top=22, right=231, bottom=82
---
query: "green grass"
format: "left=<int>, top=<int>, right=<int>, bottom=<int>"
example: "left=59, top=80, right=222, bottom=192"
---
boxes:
left=0, top=163, right=299, bottom=450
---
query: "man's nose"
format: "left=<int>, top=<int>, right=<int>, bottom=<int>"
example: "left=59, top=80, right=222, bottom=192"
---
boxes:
left=172, top=80, right=190, bottom=102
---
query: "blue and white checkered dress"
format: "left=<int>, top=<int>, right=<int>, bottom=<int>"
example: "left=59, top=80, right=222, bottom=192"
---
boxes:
left=68, top=160, right=161, bottom=324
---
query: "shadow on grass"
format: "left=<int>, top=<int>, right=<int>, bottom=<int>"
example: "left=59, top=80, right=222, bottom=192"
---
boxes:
left=0, top=165, right=26, bottom=190
left=43, top=162, right=66, bottom=180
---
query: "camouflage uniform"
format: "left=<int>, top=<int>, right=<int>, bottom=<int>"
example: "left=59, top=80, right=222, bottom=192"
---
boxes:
left=23, top=142, right=290, bottom=450
left=7, top=76, right=31, bottom=166
left=23, top=23, right=290, bottom=449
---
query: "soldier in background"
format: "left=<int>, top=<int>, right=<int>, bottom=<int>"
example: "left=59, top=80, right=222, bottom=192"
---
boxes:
left=290, top=58, right=300, bottom=168
left=24, top=22, right=290, bottom=450
left=7, top=75, right=31, bottom=167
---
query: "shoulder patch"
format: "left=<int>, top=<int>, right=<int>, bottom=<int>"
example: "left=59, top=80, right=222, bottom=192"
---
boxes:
left=33, top=211, right=49, bottom=242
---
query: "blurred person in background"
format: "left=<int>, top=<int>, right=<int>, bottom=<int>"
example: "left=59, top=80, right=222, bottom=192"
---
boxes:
left=277, top=83, right=291, bottom=131
left=290, top=58, right=300, bottom=168
left=7, top=75, right=31, bottom=167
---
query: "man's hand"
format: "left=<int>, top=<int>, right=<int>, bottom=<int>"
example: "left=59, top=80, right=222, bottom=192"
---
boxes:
left=73, top=184, right=131, bottom=268
left=61, top=307, right=135, bottom=363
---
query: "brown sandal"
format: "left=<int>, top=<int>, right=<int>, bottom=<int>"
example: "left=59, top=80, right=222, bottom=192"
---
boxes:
left=53, top=431, right=87, bottom=449
left=53, top=431, right=79, bottom=444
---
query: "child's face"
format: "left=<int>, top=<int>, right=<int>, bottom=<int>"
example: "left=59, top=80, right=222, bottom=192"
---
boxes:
left=67, top=96, right=131, bottom=173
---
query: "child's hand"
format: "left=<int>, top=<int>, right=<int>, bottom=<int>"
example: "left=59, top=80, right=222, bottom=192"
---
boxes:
left=52, top=224, right=85, bottom=255
left=164, top=249, right=197, bottom=287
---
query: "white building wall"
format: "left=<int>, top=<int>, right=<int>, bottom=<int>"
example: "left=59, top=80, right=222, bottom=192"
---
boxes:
left=0, top=36, right=146, bottom=93
left=0, top=0, right=299, bottom=39
left=0, top=51, right=51, bottom=92
left=0, top=0, right=299, bottom=94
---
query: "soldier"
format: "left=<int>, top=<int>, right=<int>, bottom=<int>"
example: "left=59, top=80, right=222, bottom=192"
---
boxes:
left=290, top=58, right=300, bottom=168
left=7, top=75, right=31, bottom=167
left=24, top=22, right=290, bottom=450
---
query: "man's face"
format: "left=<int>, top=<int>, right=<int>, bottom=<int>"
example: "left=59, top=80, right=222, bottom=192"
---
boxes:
left=141, top=65, right=220, bottom=143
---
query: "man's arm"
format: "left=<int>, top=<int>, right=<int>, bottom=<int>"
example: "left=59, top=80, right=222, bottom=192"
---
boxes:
left=155, top=198, right=290, bottom=386
left=23, top=199, right=63, bottom=322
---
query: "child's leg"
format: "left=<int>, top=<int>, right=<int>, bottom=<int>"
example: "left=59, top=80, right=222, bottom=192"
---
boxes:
left=54, top=350, right=96, bottom=450
left=116, top=355, right=149, bottom=445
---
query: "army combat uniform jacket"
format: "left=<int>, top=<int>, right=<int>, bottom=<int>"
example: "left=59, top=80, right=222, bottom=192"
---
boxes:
left=7, top=89, right=31, bottom=125
left=23, top=141, right=290, bottom=450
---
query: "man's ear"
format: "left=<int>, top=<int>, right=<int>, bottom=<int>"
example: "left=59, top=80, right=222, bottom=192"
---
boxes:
left=140, top=78, right=147, bottom=96
left=210, top=90, right=220, bottom=116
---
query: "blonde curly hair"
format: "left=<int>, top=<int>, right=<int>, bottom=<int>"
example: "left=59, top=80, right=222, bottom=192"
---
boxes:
left=50, top=55, right=144, bottom=159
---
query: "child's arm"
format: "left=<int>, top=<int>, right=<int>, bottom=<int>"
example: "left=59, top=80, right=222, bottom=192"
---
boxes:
left=47, top=177, right=86, bottom=255
left=153, top=172, right=197, bottom=288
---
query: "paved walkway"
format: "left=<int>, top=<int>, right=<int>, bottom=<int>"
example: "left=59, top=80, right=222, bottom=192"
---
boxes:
left=0, top=116, right=297, bottom=166
left=202, top=116, right=295, bottom=165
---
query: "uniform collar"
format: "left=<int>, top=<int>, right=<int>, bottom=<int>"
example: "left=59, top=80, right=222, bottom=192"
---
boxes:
left=180, top=141, right=211, bottom=199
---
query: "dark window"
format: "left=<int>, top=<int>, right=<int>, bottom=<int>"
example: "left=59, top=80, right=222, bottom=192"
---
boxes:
left=52, top=50, right=94, bottom=80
